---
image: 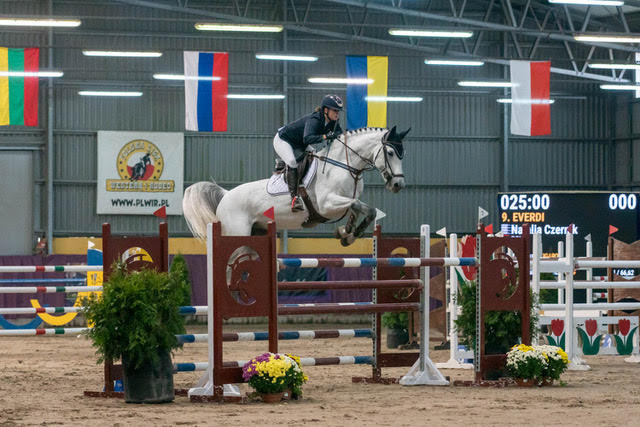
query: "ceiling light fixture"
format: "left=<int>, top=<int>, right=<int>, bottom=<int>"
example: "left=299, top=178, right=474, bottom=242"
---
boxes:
left=82, top=50, right=162, bottom=57
left=424, top=59, right=484, bottom=66
left=153, top=74, right=221, bottom=81
left=0, top=71, right=63, bottom=77
left=389, top=29, right=473, bottom=38
left=365, top=96, right=423, bottom=102
left=227, top=94, right=285, bottom=99
left=599, top=84, right=640, bottom=90
left=78, top=91, right=143, bottom=97
left=458, top=81, right=515, bottom=88
left=255, top=53, right=318, bottom=62
left=548, top=0, right=624, bottom=6
left=195, top=23, right=283, bottom=32
left=308, top=77, right=373, bottom=84
left=588, top=63, right=640, bottom=69
left=0, top=18, right=81, bottom=27
left=574, top=34, right=640, bottom=43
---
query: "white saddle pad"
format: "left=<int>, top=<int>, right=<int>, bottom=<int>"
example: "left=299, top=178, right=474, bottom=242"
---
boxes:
left=266, top=157, right=318, bottom=196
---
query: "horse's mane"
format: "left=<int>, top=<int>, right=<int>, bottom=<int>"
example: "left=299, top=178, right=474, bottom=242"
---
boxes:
left=344, top=127, right=388, bottom=137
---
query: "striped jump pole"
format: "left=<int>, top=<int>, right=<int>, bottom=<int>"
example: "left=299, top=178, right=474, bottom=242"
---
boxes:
left=278, top=302, right=420, bottom=315
left=0, top=327, right=88, bottom=336
left=177, top=329, right=372, bottom=344
left=175, top=356, right=373, bottom=372
left=0, top=278, right=86, bottom=284
left=0, top=265, right=102, bottom=273
left=2, top=305, right=207, bottom=316
left=0, top=286, right=102, bottom=294
left=278, top=257, right=477, bottom=269
left=277, top=279, right=422, bottom=291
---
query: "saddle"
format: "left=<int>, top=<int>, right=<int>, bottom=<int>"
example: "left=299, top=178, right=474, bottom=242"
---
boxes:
left=267, top=154, right=329, bottom=227
left=273, top=153, right=314, bottom=180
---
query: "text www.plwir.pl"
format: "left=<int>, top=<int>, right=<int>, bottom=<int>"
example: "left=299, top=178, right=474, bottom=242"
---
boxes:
left=110, top=199, right=170, bottom=207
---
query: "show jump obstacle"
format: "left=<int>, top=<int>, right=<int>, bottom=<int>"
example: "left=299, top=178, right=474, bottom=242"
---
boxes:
left=84, top=222, right=169, bottom=398
left=187, top=221, right=530, bottom=400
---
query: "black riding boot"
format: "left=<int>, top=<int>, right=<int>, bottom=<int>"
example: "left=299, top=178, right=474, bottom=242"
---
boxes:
left=287, top=167, right=304, bottom=212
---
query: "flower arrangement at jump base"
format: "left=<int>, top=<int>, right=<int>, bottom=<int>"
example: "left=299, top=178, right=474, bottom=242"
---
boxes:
left=242, top=352, right=308, bottom=402
left=505, top=344, right=570, bottom=386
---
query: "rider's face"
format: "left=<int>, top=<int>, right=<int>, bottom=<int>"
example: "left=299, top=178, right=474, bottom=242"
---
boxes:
left=326, top=108, right=340, bottom=122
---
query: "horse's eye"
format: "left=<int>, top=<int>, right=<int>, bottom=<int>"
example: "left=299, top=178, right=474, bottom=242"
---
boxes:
left=387, top=149, right=394, bottom=157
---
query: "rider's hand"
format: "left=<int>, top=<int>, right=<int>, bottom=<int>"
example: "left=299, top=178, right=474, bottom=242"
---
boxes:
left=325, top=131, right=340, bottom=141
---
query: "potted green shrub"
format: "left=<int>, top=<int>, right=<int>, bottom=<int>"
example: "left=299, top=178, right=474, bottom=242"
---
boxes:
left=82, top=263, right=189, bottom=403
left=381, top=312, right=410, bottom=349
left=454, top=280, right=539, bottom=357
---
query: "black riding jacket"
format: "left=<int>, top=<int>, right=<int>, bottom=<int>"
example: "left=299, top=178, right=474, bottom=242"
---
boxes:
left=278, top=110, right=343, bottom=152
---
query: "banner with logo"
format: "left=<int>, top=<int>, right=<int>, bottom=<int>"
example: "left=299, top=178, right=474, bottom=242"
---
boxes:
left=97, top=131, right=184, bottom=215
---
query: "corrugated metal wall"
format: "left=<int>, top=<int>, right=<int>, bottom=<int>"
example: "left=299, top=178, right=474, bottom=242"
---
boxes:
left=0, top=0, right=634, bottom=243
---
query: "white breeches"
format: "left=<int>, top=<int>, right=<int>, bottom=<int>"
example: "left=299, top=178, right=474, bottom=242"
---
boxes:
left=273, top=134, right=298, bottom=168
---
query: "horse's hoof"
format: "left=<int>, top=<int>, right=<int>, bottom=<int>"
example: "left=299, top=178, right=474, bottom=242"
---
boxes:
left=340, top=235, right=356, bottom=247
left=334, top=226, right=346, bottom=239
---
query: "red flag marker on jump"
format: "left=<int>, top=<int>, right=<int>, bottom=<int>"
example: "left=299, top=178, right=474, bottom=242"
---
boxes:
left=153, top=206, right=167, bottom=219
left=263, top=206, right=275, bottom=221
left=567, top=223, right=574, bottom=234
left=609, top=225, right=619, bottom=236
left=484, top=224, right=493, bottom=234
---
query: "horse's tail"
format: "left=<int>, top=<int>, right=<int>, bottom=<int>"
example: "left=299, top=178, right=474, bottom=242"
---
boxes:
left=182, top=180, right=228, bottom=240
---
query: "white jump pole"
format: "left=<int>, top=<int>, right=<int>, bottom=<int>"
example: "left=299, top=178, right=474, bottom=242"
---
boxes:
left=436, top=233, right=473, bottom=369
left=565, top=232, right=590, bottom=370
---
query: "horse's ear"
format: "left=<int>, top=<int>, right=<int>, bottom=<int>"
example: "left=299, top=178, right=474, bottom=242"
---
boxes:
left=387, top=125, right=397, bottom=140
left=399, top=127, right=411, bottom=140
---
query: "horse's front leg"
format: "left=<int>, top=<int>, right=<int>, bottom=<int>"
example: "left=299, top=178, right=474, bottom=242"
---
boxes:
left=334, top=210, right=358, bottom=242
left=336, top=200, right=375, bottom=247
left=350, top=200, right=376, bottom=238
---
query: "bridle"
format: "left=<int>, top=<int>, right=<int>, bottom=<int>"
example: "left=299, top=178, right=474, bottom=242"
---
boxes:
left=374, top=140, right=405, bottom=183
left=315, top=129, right=404, bottom=186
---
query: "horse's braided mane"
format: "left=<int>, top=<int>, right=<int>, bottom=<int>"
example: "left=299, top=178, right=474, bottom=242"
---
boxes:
left=344, top=127, right=388, bottom=136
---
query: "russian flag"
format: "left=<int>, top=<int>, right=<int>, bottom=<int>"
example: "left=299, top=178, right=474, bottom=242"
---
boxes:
left=184, top=51, right=228, bottom=132
left=346, top=56, right=388, bottom=130
left=510, top=60, right=551, bottom=136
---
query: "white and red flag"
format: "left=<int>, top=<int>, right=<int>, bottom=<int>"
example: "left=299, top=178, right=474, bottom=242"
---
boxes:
left=509, top=60, right=551, bottom=136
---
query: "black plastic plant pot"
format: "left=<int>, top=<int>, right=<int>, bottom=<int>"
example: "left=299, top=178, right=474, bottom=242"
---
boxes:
left=122, top=350, right=174, bottom=404
left=386, top=328, right=409, bottom=349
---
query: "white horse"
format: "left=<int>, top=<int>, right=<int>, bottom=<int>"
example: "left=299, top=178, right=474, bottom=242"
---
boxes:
left=182, top=126, right=409, bottom=246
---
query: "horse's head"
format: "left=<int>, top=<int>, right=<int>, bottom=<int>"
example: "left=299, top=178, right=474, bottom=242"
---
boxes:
left=375, top=126, right=409, bottom=193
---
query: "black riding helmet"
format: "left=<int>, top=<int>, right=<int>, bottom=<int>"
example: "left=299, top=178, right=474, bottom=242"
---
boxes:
left=321, top=94, right=344, bottom=111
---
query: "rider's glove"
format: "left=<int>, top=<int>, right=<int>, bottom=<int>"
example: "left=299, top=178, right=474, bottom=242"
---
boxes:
left=325, top=131, right=340, bottom=142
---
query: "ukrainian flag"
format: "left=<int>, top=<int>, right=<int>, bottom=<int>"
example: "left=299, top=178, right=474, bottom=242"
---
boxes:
left=346, top=55, right=388, bottom=130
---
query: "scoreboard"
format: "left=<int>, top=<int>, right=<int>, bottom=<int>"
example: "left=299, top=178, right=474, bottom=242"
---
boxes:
left=497, top=192, right=640, bottom=258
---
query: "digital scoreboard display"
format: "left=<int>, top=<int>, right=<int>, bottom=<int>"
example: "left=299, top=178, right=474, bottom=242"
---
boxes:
left=497, top=192, right=640, bottom=258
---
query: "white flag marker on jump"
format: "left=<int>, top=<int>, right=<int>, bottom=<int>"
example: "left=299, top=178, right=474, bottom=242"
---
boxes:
left=585, top=234, right=592, bottom=242
left=478, top=206, right=489, bottom=223
left=375, top=208, right=387, bottom=221
left=435, top=227, right=447, bottom=237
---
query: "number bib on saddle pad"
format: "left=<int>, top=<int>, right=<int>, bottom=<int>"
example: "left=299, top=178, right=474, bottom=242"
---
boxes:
left=266, top=157, right=318, bottom=196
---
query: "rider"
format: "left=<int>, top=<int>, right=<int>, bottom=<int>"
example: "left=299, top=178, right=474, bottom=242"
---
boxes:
left=273, top=94, right=344, bottom=212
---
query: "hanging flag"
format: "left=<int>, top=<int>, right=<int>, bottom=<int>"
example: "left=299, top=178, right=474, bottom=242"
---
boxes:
left=345, top=55, right=388, bottom=130
left=509, top=60, right=551, bottom=136
left=0, top=47, right=39, bottom=126
left=184, top=51, right=228, bottom=132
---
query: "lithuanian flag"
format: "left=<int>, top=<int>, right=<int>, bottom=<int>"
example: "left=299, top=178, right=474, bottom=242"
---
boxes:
left=0, top=47, right=39, bottom=126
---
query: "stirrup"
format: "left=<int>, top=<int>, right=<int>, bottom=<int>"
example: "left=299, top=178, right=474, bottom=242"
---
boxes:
left=291, top=196, right=304, bottom=212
